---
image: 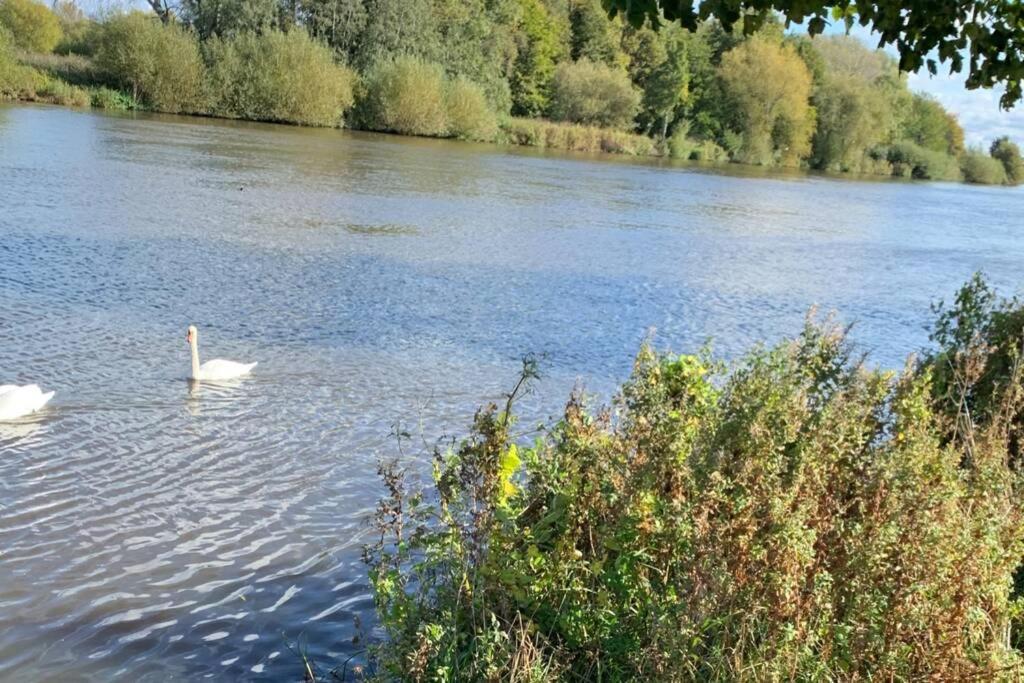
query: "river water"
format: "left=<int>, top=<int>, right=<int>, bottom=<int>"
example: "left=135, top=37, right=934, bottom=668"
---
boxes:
left=0, top=103, right=1021, bottom=681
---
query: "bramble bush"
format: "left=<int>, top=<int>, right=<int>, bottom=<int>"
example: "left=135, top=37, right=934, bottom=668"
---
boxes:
left=366, top=277, right=1024, bottom=682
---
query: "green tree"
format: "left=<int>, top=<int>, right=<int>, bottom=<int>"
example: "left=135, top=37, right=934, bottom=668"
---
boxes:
left=509, top=0, right=567, bottom=116
left=719, top=35, right=814, bottom=166
left=432, top=0, right=515, bottom=113
left=95, top=12, right=206, bottom=113
left=568, top=0, right=621, bottom=67
left=300, top=0, right=367, bottom=62
left=205, top=29, right=355, bottom=126
left=354, top=0, right=439, bottom=69
left=812, top=77, right=886, bottom=170
left=603, top=0, right=1024, bottom=108
left=548, top=57, right=639, bottom=128
left=0, top=0, right=62, bottom=53
left=990, top=136, right=1024, bottom=185
left=905, top=94, right=964, bottom=156
left=640, top=30, right=688, bottom=139
left=180, top=0, right=279, bottom=38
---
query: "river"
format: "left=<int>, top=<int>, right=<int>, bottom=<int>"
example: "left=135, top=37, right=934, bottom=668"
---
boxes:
left=0, top=103, right=1021, bottom=681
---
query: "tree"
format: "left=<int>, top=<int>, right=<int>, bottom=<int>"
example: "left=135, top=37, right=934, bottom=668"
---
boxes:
left=548, top=57, right=639, bottom=128
left=354, top=0, right=439, bottom=69
left=990, top=136, right=1024, bottom=184
left=812, top=77, right=886, bottom=170
left=180, top=0, right=279, bottom=38
left=569, top=0, right=621, bottom=67
left=602, top=0, right=1024, bottom=108
left=641, top=30, right=688, bottom=139
left=719, top=35, right=814, bottom=165
left=300, top=0, right=367, bottom=62
left=509, top=0, right=567, bottom=116
left=905, top=94, right=963, bottom=156
left=0, top=0, right=62, bottom=53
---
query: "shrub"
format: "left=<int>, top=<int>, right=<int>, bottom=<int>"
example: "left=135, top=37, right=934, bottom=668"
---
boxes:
left=884, top=140, right=962, bottom=181
left=0, top=0, right=62, bottom=53
left=444, top=76, right=497, bottom=141
left=0, top=26, right=44, bottom=98
left=991, top=136, right=1024, bottom=185
left=548, top=58, right=640, bottom=129
left=357, top=56, right=448, bottom=136
left=960, top=148, right=1008, bottom=185
left=89, top=85, right=136, bottom=110
left=366, top=282, right=1024, bottom=681
left=94, top=12, right=205, bottom=113
left=205, top=30, right=355, bottom=127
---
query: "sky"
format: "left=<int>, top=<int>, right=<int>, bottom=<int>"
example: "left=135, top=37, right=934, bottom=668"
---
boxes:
left=77, top=0, right=1024, bottom=146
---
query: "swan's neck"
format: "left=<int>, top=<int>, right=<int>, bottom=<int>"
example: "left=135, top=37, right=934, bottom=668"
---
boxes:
left=190, top=338, right=201, bottom=379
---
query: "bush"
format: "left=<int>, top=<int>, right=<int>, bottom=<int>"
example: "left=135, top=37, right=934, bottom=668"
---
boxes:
left=357, top=56, right=448, bottom=137
left=89, top=85, right=136, bottom=110
left=94, top=12, right=205, bottom=114
left=444, top=76, right=497, bottom=141
left=960, top=148, right=1008, bottom=185
left=0, top=0, right=62, bottom=53
left=548, top=58, right=640, bottom=129
left=884, top=140, right=962, bottom=181
left=366, top=281, right=1024, bottom=681
left=0, top=26, right=44, bottom=98
left=205, top=30, right=355, bottom=127
left=991, top=136, right=1024, bottom=185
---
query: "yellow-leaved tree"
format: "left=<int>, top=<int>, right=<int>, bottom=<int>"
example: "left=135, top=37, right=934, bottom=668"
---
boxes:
left=719, top=36, right=814, bottom=166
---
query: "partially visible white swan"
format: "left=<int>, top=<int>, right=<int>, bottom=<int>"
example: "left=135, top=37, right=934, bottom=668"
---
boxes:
left=187, top=325, right=257, bottom=381
left=0, top=384, right=55, bottom=421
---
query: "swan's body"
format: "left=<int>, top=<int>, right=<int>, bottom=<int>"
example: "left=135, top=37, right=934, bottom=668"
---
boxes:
left=187, top=325, right=256, bottom=381
left=0, top=384, right=55, bottom=421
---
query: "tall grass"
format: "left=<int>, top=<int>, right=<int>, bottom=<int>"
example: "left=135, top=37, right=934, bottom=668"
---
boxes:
left=366, top=277, right=1024, bottom=681
left=502, top=117, right=656, bottom=156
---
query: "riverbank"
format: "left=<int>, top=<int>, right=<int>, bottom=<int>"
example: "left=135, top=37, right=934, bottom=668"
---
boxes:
left=2, top=8, right=1022, bottom=187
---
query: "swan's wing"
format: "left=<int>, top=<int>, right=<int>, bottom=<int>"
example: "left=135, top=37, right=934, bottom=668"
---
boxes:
left=0, top=385, right=17, bottom=397
left=198, top=359, right=257, bottom=381
left=0, top=385, right=52, bottom=420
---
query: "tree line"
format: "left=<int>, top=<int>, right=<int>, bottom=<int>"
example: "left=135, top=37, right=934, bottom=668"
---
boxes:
left=0, top=0, right=1022, bottom=184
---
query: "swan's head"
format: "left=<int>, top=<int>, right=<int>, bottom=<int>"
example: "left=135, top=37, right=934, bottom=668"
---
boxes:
left=186, top=325, right=198, bottom=344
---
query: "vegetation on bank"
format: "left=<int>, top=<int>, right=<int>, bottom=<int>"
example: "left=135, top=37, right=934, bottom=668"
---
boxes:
left=364, top=275, right=1024, bottom=681
left=1, top=0, right=1022, bottom=184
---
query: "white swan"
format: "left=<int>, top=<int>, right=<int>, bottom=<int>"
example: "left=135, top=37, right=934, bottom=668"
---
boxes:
left=187, top=325, right=257, bottom=381
left=0, top=384, right=55, bottom=421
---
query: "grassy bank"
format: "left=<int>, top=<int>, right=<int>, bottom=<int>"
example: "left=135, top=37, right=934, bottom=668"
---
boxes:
left=363, top=275, right=1024, bottom=681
